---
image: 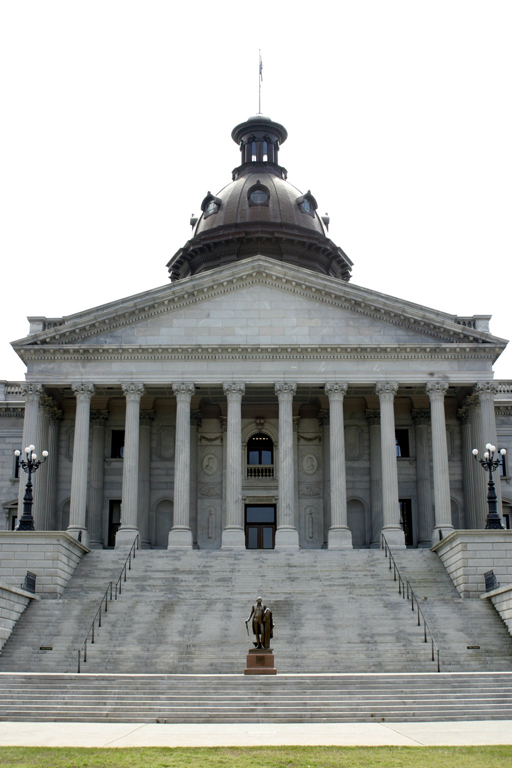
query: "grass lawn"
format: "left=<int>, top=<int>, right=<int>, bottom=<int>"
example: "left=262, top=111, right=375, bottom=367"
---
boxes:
left=0, top=746, right=512, bottom=768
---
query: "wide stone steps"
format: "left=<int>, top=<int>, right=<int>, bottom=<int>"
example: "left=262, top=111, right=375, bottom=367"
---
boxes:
left=2, top=549, right=512, bottom=674
left=0, top=673, right=511, bottom=722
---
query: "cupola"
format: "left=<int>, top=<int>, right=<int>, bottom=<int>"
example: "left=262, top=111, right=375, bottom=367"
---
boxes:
left=166, top=115, right=353, bottom=282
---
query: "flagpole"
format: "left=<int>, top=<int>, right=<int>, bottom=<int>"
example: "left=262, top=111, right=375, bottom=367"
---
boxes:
left=258, top=50, right=262, bottom=114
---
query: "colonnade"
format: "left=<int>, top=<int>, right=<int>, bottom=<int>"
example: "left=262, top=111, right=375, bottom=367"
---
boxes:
left=17, top=379, right=504, bottom=548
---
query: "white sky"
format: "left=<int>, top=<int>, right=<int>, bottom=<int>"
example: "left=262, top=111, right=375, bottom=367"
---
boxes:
left=1, top=0, right=511, bottom=380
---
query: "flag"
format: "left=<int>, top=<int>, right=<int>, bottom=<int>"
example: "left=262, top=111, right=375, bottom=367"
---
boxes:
left=259, top=51, right=263, bottom=82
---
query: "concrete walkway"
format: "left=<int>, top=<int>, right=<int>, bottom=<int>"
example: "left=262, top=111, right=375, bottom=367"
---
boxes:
left=0, top=721, right=511, bottom=747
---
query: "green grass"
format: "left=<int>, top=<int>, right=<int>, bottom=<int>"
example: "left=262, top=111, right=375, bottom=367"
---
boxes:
left=0, top=747, right=512, bottom=768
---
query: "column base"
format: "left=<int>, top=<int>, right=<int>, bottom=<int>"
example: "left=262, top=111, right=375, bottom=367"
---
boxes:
left=275, top=527, right=299, bottom=549
left=328, top=526, right=353, bottom=549
left=168, top=526, right=193, bottom=549
left=67, top=526, right=90, bottom=548
left=381, top=526, right=406, bottom=549
left=431, top=525, right=455, bottom=547
left=221, top=527, right=246, bottom=549
left=115, top=527, right=139, bottom=548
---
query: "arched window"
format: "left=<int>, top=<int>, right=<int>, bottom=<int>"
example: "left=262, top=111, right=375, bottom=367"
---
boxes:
left=247, top=433, right=274, bottom=478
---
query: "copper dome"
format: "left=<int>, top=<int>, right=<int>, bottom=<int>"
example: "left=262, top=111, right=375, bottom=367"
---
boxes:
left=167, top=116, right=352, bottom=282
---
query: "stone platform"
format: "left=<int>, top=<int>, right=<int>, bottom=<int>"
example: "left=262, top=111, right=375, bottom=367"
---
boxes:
left=244, top=648, right=276, bottom=675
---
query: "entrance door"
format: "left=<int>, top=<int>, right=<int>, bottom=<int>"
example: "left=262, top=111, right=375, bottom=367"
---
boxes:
left=108, top=500, right=122, bottom=547
left=245, top=505, right=276, bottom=549
left=399, top=499, right=413, bottom=546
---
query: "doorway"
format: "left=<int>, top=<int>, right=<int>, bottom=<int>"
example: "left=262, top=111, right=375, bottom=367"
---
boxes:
left=399, top=499, right=413, bottom=546
left=245, top=505, right=276, bottom=549
left=108, top=500, right=122, bottom=547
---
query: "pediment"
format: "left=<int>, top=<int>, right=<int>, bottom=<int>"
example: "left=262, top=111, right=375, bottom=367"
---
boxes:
left=12, top=257, right=507, bottom=359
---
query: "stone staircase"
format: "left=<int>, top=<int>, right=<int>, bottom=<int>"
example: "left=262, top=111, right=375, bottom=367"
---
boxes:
left=0, top=672, right=512, bottom=722
left=1, top=548, right=511, bottom=675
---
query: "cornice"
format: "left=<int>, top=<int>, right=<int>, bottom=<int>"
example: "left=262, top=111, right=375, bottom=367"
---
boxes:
left=14, top=342, right=501, bottom=365
left=12, top=258, right=506, bottom=352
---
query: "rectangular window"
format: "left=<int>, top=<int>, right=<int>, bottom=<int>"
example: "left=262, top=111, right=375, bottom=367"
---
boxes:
left=13, top=453, right=20, bottom=479
left=499, top=454, right=507, bottom=477
left=111, top=430, right=125, bottom=459
left=395, top=429, right=410, bottom=458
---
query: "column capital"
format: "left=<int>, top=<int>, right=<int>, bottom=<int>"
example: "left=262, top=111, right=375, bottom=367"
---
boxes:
left=172, top=382, right=195, bottom=401
left=275, top=381, right=297, bottom=399
left=72, top=383, right=95, bottom=402
left=425, top=381, right=449, bottom=400
left=140, top=409, right=155, bottom=426
left=190, top=409, right=202, bottom=428
left=325, top=381, right=348, bottom=400
left=412, top=408, right=430, bottom=426
left=223, top=382, right=245, bottom=399
left=122, top=382, right=145, bottom=401
left=90, top=409, right=109, bottom=426
left=474, top=381, right=498, bottom=401
left=457, top=406, right=470, bottom=425
left=49, top=408, right=64, bottom=426
left=21, top=383, right=44, bottom=402
left=317, top=409, right=329, bottom=427
left=375, top=381, right=398, bottom=400
left=39, top=394, right=54, bottom=414
left=365, top=408, right=380, bottom=426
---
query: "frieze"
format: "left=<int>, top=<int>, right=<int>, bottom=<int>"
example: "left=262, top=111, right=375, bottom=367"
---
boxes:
left=198, top=484, right=222, bottom=498
left=0, top=406, right=24, bottom=418
left=299, top=483, right=322, bottom=497
left=199, top=434, right=223, bottom=445
left=298, top=434, right=322, bottom=444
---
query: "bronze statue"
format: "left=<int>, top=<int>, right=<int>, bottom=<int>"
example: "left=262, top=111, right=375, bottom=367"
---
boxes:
left=246, top=596, right=274, bottom=649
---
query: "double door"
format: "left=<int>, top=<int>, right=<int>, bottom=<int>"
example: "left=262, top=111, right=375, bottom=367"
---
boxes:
left=245, top=505, right=276, bottom=549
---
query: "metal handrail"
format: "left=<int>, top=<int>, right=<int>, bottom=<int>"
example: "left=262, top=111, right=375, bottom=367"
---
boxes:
left=381, top=534, right=441, bottom=672
left=77, top=535, right=139, bottom=673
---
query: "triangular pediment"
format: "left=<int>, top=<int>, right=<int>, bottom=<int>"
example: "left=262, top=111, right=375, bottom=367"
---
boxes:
left=12, top=257, right=507, bottom=357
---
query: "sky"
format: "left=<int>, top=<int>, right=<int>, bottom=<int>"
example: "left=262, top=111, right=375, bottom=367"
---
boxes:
left=1, top=0, right=511, bottom=380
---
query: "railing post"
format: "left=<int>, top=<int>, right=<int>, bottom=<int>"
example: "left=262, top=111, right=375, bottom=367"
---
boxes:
left=98, top=604, right=101, bottom=628
left=78, top=650, right=80, bottom=674
left=424, top=621, right=427, bottom=643
left=437, top=649, right=440, bottom=673
left=411, top=590, right=414, bottom=611
left=92, top=621, right=95, bottom=644
left=84, top=638, right=87, bottom=663
left=417, top=604, right=420, bottom=627
left=431, top=638, right=434, bottom=662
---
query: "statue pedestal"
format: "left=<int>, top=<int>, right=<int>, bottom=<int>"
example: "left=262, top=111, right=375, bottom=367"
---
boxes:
left=244, top=648, right=276, bottom=675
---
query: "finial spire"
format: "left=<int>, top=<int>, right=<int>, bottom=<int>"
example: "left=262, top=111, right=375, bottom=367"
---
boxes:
left=258, top=50, right=263, bottom=114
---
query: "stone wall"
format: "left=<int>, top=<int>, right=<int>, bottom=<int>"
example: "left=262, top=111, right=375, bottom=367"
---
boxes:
left=0, top=532, right=89, bottom=598
left=482, top=584, right=512, bottom=636
left=0, top=582, right=38, bottom=650
left=432, top=530, right=512, bottom=599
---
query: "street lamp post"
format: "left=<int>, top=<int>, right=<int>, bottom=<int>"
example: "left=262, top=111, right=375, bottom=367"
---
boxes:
left=14, top=445, right=48, bottom=531
left=472, top=443, right=507, bottom=530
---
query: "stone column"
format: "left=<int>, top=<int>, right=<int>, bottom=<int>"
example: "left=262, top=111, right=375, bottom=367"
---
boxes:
left=220, top=415, right=227, bottom=531
left=475, top=382, right=503, bottom=522
left=426, top=382, right=454, bottom=544
left=137, top=409, right=154, bottom=549
left=222, top=382, right=245, bottom=548
left=33, top=395, right=52, bottom=529
left=275, top=382, right=299, bottom=548
left=366, top=409, right=382, bottom=548
left=375, top=382, right=404, bottom=548
left=189, top=409, right=202, bottom=548
left=325, top=382, right=352, bottom=549
left=88, top=410, right=108, bottom=547
left=468, top=394, right=487, bottom=528
left=45, top=408, right=63, bottom=530
left=168, top=382, right=195, bottom=548
left=17, top=383, right=44, bottom=519
left=116, top=383, right=145, bottom=547
left=458, top=402, right=475, bottom=528
left=318, top=409, right=330, bottom=548
left=412, top=409, right=434, bottom=546
left=293, top=416, right=301, bottom=532
left=69, top=383, right=95, bottom=545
